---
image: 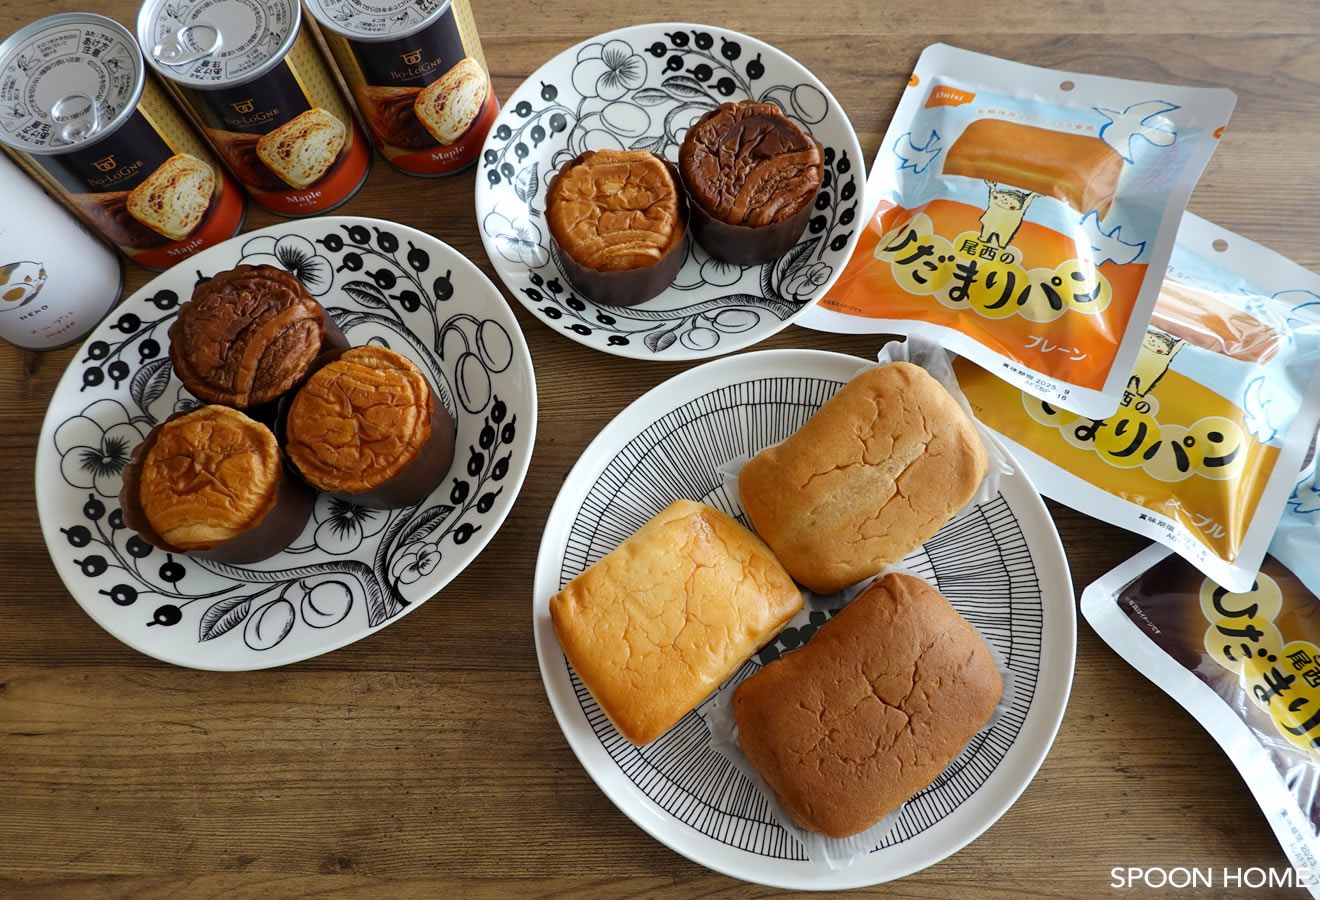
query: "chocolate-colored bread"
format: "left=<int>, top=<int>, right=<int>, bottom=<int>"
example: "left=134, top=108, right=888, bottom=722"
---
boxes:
left=169, top=264, right=345, bottom=410
left=353, top=83, right=431, bottom=150
left=282, top=345, right=454, bottom=508
left=545, top=149, right=687, bottom=307
left=119, top=405, right=314, bottom=564
left=678, top=101, right=823, bottom=265
left=733, top=573, right=1003, bottom=839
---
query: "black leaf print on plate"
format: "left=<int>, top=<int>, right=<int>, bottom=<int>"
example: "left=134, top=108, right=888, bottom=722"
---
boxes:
left=129, top=357, right=172, bottom=413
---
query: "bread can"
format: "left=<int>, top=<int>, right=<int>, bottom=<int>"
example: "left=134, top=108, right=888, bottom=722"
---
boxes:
left=0, top=13, right=246, bottom=270
left=137, top=0, right=371, bottom=216
left=304, top=0, right=496, bottom=176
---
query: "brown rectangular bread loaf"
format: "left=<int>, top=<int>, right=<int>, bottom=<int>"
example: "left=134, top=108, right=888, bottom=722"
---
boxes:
left=550, top=499, right=803, bottom=746
left=738, top=361, right=987, bottom=595
left=733, top=572, right=1003, bottom=839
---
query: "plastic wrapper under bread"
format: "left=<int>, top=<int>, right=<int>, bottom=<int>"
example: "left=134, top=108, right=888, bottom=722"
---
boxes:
left=700, top=567, right=1015, bottom=867
left=957, top=212, right=1320, bottom=593
left=1080, top=458, right=1320, bottom=899
left=799, top=42, right=1236, bottom=419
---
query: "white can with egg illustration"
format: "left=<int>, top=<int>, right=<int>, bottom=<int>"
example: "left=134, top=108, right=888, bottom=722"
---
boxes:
left=137, top=0, right=371, bottom=215
left=0, top=13, right=246, bottom=270
left=305, top=0, right=496, bottom=176
left=0, top=152, right=122, bottom=349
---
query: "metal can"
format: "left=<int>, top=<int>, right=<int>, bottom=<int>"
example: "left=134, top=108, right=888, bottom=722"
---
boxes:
left=0, top=152, right=123, bottom=349
left=0, top=13, right=246, bottom=270
left=137, top=0, right=371, bottom=216
left=305, top=0, right=497, bottom=177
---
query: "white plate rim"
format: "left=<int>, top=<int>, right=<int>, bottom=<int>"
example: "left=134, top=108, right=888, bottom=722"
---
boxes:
left=36, top=215, right=538, bottom=671
left=474, top=22, right=866, bottom=362
left=531, top=348, right=1076, bottom=889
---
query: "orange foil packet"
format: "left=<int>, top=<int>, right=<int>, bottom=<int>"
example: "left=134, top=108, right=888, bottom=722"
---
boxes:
left=799, top=43, right=1235, bottom=418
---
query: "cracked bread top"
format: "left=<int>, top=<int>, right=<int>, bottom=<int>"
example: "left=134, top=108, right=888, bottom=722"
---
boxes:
left=738, top=362, right=988, bottom=595
left=732, top=572, right=1002, bottom=839
left=549, top=499, right=802, bottom=746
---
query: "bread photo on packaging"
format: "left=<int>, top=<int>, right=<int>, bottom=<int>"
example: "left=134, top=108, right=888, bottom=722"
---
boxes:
left=256, top=108, right=347, bottom=189
left=740, top=362, right=987, bottom=595
left=549, top=499, right=803, bottom=746
left=415, top=57, right=488, bottom=145
left=126, top=153, right=215, bottom=241
left=733, top=572, right=1003, bottom=839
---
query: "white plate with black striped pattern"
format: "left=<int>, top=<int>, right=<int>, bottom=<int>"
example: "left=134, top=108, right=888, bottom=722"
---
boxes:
left=531, top=348, right=1075, bottom=889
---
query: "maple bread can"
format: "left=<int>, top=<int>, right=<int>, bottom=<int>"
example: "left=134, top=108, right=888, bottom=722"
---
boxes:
left=304, top=0, right=497, bottom=176
left=137, top=0, right=371, bottom=216
left=0, top=13, right=246, bottom=269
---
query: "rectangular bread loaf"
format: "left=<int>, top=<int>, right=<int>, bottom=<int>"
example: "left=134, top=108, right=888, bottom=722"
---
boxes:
left=944, top=118, right=1124, bottom=215
left=733, top=572, right=1003, bottom=839
left=739, top=362, right=987, bottom=595
left=549, top=499, right=802, bottom=746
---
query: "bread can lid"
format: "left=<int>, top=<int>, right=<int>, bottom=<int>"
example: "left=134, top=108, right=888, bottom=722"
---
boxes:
left=0, top=13, right=145, bottom=153
left=303, top=0, right=452, bottom=41
left=136, top=0, right=300, bottom=89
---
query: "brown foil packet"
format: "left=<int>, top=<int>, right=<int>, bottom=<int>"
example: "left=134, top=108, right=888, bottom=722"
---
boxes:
left=1083, top=542, right=1320, bottom=893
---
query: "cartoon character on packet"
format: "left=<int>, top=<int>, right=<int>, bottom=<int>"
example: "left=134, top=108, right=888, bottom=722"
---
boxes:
left=1127, top=329, right=1183, bottom=397
left=0, top=260, right=47, bottom=308
left=978, top=181, right=1033, bottom=249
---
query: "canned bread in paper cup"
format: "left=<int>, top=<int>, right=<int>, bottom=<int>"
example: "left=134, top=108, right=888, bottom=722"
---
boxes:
left=959, top=213, right=1320, bottom=592
left=800, top=43, right=1235, bottom=419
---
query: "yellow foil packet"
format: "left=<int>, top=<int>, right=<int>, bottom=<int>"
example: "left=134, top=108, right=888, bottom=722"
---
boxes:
left=960, top=213, right=1320, bottom=591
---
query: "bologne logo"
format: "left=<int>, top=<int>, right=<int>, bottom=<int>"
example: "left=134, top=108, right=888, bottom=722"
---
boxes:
left=231, top=99, right=255, bottom=114
left=91, top=155, right=116, bottom=172
left=401, top=49, right=422, bottom=65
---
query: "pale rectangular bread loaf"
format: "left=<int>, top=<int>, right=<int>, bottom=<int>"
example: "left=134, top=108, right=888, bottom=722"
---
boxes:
left=256, top=108, right=346, bottom=189
left=733, top=572, right=1003, bottom=839
left=739, top=362, right=987, bottom=595
left=549, top=499, right=802, bottom=746
left=126, top=153, right=214, bottom=241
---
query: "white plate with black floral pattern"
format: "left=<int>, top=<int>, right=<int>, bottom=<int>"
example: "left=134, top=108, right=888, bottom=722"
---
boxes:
left=533, top=349, right=1075, bottom=888
left=475, top=23, right=864, bottom=360
left=36, top=217, right=537, bottom=670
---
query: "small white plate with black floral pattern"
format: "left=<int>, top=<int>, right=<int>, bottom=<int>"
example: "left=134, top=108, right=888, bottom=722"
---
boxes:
left=35, top=217, right=537, bottom=670
left=475, top=23, right=864, bottom=360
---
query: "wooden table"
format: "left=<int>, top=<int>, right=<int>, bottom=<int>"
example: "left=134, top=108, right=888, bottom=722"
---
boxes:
left=3, top=1, right=1317, bottom=896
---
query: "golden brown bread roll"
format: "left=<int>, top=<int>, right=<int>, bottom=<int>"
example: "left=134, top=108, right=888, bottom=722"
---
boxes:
left=546, top=148, right=685, bottom=273
left=549, top=499, right=803, bottom=746
left=283, top=345, right=435, bottom=496
left=137, top=405, right=283, bottom=551
left=1151, top=279, right=1281, bottom=364
left=739, top=362, right=987, bottom=595
left=733, top=572, right=1003, bottom=839
left=944, top=118, right=1124, bottom=216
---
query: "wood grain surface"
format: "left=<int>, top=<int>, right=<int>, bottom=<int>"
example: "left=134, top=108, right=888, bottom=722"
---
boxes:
left=2, top=1, right=1318, bottom=896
